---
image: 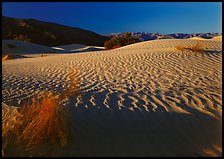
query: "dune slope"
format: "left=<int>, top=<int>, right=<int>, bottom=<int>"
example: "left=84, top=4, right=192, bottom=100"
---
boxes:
left=2, top=39, right=222, bottom=157
left=2, top=40, right=59, bottom=55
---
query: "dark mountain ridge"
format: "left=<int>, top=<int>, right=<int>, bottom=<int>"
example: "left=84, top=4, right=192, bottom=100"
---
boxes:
left=2, top=16, right=109, bottom=47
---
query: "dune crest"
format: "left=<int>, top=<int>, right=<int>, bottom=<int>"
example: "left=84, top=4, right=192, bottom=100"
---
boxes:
left=2, top=38, right=222, bottom=157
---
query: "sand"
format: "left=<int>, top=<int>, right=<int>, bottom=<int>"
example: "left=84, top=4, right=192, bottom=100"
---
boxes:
left=2, top=38, right=222, bottom=157
left=188, top=37, right=207, bottom=40
left=211, top=35, right=222, bottom=41
left=2, top=40, right=105, bottom=61
left=2, top=40, right=59, bottom=55
left=188, top=36, right=222, bottom=41
left=53, top=44, right=105, bottom=53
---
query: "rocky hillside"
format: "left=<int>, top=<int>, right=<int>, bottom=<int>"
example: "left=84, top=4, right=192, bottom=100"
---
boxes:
left=107, top=32, right=222, bottom=41
left=2, top=16, right=109, bottom=47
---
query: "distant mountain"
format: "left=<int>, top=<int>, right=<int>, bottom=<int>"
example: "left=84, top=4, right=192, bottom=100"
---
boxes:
left=2, top=16, right=109, bottom=47
left=106, top=32, right=222, bottom=41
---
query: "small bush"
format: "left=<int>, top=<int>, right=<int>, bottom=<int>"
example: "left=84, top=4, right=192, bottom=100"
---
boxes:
left=112, top=45, right=122, bottom=49
left=175, top=45, right=185, bottom=51
left=2, top=71, right=79, bottom=155
left=2, top=55, right=9, bottom=61
left=104, top=32, right=141, bottom=50
left=175, top=42, right=204, bottom=53
left=14, top=70, right=79, bottom=150
left=14, top=92, right=70, bottom=150
left=190, top=42, right=203, bottom=53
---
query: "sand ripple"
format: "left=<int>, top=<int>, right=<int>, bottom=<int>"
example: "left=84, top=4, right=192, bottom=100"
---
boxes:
left=2, top=39, right=222, bottom=156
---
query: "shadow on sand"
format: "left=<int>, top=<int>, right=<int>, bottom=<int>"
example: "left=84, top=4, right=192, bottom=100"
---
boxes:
left=4, top=91, right=222, bottom=157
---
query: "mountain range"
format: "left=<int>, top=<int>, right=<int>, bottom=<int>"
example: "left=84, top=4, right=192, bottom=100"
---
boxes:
left=2, top=16, right=221, bottom=47
left=107, top=32, right=222, bottom=41
left=2, top=16, right=109, bottom=47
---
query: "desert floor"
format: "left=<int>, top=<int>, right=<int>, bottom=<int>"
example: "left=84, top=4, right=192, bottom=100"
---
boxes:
left=2, top=38, right=222, bottom=157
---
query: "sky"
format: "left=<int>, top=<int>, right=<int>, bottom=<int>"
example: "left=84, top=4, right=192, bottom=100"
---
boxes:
left=2, top=2, right=222, bottom=35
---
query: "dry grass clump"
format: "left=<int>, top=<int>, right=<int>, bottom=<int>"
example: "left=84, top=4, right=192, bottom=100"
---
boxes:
left=190, top=42, right=204, bottom=53
left=2, top=71, right=79, bottom=156
left=14, top=71, right=78, bottom=152
left=2, top=55, right=9, bottom=61
left=175, top=42, right=204, bottom=53
left=175, top=45, right=185, bottom=51
left=14, top=92, right=70, bottom=150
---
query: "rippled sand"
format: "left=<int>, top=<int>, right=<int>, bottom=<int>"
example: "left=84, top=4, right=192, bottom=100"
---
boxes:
left=2, top=38, right=222, bottom=157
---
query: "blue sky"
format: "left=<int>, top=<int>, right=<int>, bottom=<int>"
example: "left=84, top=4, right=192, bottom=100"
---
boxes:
left=2, top=2, right=222, bottom=35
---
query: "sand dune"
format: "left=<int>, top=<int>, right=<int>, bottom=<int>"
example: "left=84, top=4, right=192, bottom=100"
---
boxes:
left=2, top=39, right=222, bottom=157
left=2, top=40, right=105, bottom=60
left=53, top=44, right=105, bottom=53
left=52, top=44, right=86, bottom=51
left=2, top=54, right=31, bottom=61
left=2, top=40, right=58, bottom=55
left=188, top=36, right=222, bottom=41
left=211, top=35, right=222, bottom=41
left=188, top=37, right=207, bottom=40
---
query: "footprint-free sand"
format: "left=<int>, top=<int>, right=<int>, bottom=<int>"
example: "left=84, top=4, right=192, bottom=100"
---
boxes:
left=2, top=38, right=222, bottom=157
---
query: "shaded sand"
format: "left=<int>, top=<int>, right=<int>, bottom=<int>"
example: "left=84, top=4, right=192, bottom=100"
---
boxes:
left=2, top=54, right=31, bottom=61
left=2, top=40, right=59, bottom=55
left=52, top=44, right=86, bottom=51
left=53, top=44, right=105, bottom=53
left=2, top=39, right=222, bottom=157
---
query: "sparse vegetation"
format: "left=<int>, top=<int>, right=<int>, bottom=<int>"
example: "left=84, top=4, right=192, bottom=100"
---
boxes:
left=14, top=92, right=70, bottom=150
left=104, top=32, right=141, bottom=50
left=2, top=71, right=79, bottom=155
left=190, top=42, right=204, bottom=53
left=175, top=42, right=204, bottom=53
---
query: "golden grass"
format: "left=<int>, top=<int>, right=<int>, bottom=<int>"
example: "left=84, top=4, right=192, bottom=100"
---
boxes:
left=175, top=42, right=204, bottom=53
left=2, top=55, right=9, bottom=61
left=5, top=71, right=80, bottom=152
left=190, top=42, right=204, bottom=53
left=14, top=92, right=70, bottom=150
left=175, top=45, right=185, bottom=51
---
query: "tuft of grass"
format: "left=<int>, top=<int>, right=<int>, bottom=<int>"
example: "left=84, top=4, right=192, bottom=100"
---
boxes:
left=41, top=54, right=47, bottom=57
left=2, top=71, right=79, bottom=155
left=2, top=55, right=9, bottom=61
left=175, top=42, right=204, bottom=53
left=175, top=45, right=185, bottom=51
left=190, top=42, right=203, bottom=53
left=14, top=92, right=70, bottom=150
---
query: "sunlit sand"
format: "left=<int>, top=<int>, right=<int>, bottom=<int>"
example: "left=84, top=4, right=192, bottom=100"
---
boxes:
left=2, top=37, right=222, bottom=157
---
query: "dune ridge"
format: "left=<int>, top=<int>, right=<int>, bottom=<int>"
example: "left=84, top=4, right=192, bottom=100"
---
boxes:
left=2, top=39, right=222, bottom=157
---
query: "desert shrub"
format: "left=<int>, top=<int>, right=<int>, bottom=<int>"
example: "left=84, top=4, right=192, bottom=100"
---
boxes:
left=6, top=44, right=16, bottom=48
left=104, top=32, right=141, bottom=49
left=2, top=55, right=9, bottom=61
left=14, top=92, right=70, bottom=150
left=190, top=42, right=203, bottom=53
left=8, top=71, right=79, bottom=152
left=112, top=45, right=121, bottom=49
left=175, top=42, right=204, bottom=53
